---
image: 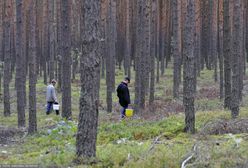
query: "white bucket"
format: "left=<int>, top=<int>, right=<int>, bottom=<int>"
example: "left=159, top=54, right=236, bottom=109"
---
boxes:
left=53, top=104, right=60, bottom=110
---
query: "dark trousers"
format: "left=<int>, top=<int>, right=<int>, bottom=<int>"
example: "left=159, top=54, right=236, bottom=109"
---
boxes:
left=120, top=105, right=128, bottom=118
left=46, top=102, right=59, bottom=115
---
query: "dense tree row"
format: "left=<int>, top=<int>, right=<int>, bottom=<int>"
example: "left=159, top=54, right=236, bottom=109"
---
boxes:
left=0, top=0, right=247, bottom=158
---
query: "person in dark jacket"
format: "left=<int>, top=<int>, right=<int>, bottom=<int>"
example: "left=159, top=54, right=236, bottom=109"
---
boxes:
left=117, top=77, right=130, bottom=119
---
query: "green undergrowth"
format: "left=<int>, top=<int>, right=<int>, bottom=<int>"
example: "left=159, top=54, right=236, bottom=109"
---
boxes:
left=1, top=67, right=248, bottom=167
left=195, top=98, right=224, bottom=111
left=1, top=108, right=248, bottom=167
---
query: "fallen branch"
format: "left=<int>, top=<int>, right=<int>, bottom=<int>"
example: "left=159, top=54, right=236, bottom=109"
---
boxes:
left=137, top=134, right=165, bottom=161
left=181, top=143, right=197, bottom=168
left=147, top=134, right=164, bottom=153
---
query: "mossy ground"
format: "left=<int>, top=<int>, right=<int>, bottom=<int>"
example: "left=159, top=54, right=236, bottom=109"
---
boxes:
left=0, top=66, right=248, bottom=168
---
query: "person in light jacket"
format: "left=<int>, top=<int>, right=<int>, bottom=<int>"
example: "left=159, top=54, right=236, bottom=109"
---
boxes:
left=46, top=79, right=59, bottom=115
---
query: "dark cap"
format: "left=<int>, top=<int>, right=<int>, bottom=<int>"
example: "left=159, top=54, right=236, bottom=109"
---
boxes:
left=124, top=77, right=130, bottom=83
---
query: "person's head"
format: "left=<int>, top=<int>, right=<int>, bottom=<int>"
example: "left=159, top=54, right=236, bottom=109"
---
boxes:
left=51, top=79, right=57, bottom=86
left=123, top=77, right=130, bottom=84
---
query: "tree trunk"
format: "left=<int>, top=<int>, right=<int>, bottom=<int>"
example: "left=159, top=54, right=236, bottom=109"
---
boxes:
left=72, top=49, right=79, bottom=82
left=223, top=0, right=232, bottom=109
left=157, top=0, right=164, bottom=76
left=28, top=0, right=37, bottom=134
left=117, top=0, right=126, bottom=70
left=134, top=0, right=141, bottom=114
left=218, top=0, right=224, bottom=99
left=101, top=57, right=105, bottom=79
left=124, top=0, right=131, bottom=78
left=172, top=0, right=181, bottom=99
left=156, top=0, right=160, bottom=83
left=195, top=0, right=201, bottom=76
left=164, top=1, right=169, bottom=69
left=201, top=0, right=210, bottom=70
left=149, top=0, right=156, bottom=104
left=56, top=0, right=62, bottom=92
left=61, top=0, right=72, bottom=119
left=106, top=0, right=116, bottom=113
left=246, top=0, right=248, bottom=61
left=183, top=0, right=196, bottom=134
left=48, top=0, right=55, bottom=81
left=42, top=0, right=48, bottom=85
left=35, top=1, right=42, bottom=78
left=10, top=22, right=16, bottom=81
left=156, top=56, right=159, bottom=83
left=71, top=0, right=80, bottom=81
left=3, top=0, right=11, bottom=117
left=76, top=0, right=100, bottom=159
left=141, top=0, right=150, bottom=103
left=15, top=0, right=26, bottom=127
left=0, top=1, right=4, bottom=96
left=0, top=0, right=3, bottom=62
left=57, top=56, right=62, bottom=92
left=100, top=0, right=106, bottom=81
left=212, top=0, right=218, bottom=82
left=231, top=0, right=241, bottom=118
left=134, top=0, right=147, bottom=113
left=238, top=0, right=245, bottom=101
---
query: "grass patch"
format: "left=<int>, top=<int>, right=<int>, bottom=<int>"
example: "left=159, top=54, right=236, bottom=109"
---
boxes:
left=1, top=65, right=248, bottom=167
left=1, top=108, right=248, bottom=167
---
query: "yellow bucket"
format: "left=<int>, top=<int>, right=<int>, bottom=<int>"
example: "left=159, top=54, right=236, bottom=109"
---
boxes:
left=125, top=109, right=133, bottom=117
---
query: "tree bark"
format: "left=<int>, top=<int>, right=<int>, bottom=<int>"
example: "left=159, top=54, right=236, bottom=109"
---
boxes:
left=141, top=0, right=150, bottom=101
left=15, top=0, right=26, bottom=127
left=149, top=0, right=156, bottom=104
left=0, top=0, right=3, bottom=62
left=42, top=0, right=48, bottom=85
left=3, top=0, right=11, bottom=117
left=0, top=0, right=3, bottom=96
left=124, top=0, right=131, bottom=78
left=246, top=0, right=248, bottom=61
left=211, top=0, right=218, bottom=82
left=157, top=0, right=164, bottom=75
left=61, top=0, right=72, bottom=119
left=239, top=0, right=245, bottom=101
left=218, top=0, right=224, bottom=99
left=106, top=0, right=116, bottom=113
left=183, top=0, right=196, bottom=134
left=155, top=0, right=160, bottom=83
left=56, top=0, right=62, bottom=92
left=48, top=0, right=55, bottom=82
left=72, top=49, right=79, bottom=82
left=28, top=0, right=37, bottom=134
left=223, top=0, right=232, bottom=109
left=231, top=0, right=241, bottom=118
left=134, top=0, right=147, bottom=113
left=172, top=0, right=181, bottom=99
left=201, top=0, right=210, bottom=70
left=116, top=0, right=125, bottom=70
left=100, top=0, right=106, bottom=80
left=76, top=0, right=100, bottom=159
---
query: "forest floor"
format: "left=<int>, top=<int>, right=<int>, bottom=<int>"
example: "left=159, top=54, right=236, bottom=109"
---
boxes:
left=0, top=67, right=248, bottom=168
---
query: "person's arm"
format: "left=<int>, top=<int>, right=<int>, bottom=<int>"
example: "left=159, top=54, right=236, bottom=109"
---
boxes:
left=124, top=87, right=130, bottom=105
left=51, top=87, right=58, bottom=103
